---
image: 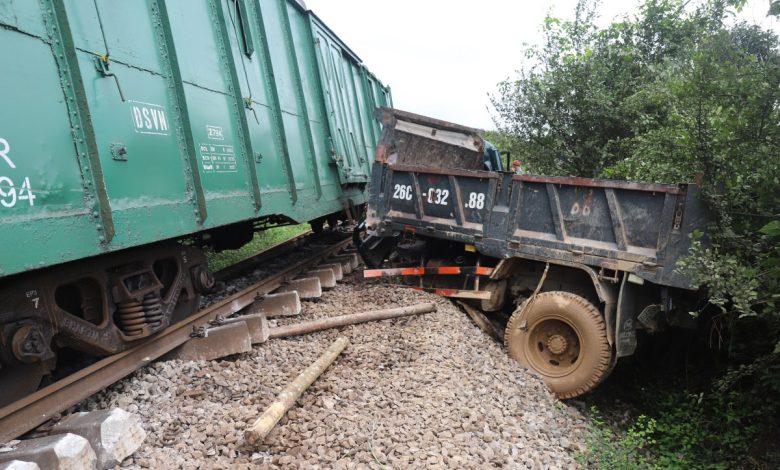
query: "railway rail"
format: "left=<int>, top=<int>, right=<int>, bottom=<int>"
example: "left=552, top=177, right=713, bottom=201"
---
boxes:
left=0, top=234, right=353, bottom=443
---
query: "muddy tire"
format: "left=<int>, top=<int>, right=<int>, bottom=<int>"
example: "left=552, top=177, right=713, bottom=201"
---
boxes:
left=504, top=291, right=613, bottom=399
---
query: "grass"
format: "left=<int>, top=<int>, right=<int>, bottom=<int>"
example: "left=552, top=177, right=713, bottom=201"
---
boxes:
left=206, top=224, right=310, bottom=272
left=578, top=328, right=780, bottom=469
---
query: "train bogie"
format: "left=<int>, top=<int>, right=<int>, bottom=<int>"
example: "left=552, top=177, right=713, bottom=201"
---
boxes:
left=0, top=243, right=211, bottom=405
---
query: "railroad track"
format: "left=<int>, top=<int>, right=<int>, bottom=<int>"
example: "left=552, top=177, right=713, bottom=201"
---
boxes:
left=0, top=234, right=353, bottom=443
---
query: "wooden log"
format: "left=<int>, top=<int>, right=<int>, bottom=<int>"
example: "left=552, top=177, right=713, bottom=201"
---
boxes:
left=244, top=337, right=349, bottom=445
left=268, top=303, right=436, bottom=339
left=457, top=301, right=503, bottom=341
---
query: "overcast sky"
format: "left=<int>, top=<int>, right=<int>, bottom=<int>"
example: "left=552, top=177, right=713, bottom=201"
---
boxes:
left=306, top=0, right=779, bottom=130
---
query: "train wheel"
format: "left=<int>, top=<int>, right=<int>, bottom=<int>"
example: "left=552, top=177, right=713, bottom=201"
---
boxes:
left=1, top=364, right=47, bottom=407
left=310, top=218, right=325, bottom=234
left=504, top=291, right=612, bottom=399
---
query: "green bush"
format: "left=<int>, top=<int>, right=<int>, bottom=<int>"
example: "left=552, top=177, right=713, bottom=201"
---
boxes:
left=577, top=407, right=656, bottom=469
left=580, top=384, right=777, bottom=469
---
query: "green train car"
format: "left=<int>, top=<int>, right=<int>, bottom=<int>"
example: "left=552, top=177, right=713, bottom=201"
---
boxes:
left=0, top=0, right=390, bottom=404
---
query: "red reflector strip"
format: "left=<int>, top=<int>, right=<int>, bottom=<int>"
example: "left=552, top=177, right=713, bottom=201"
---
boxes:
left=437, top=266, right=461, bottom=275
left=363, top=267, right=424, bottom=277
left=363, top=266, right=494, bottom=278
left=400, top=267, right=426, bottom=276
left=474, top=266, right=493, bottom=276
left=363, top=268, right=395, bottom=278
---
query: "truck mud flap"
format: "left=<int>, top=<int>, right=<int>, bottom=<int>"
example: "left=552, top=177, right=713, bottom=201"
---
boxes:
left=616, top=275, right=639, bottom=357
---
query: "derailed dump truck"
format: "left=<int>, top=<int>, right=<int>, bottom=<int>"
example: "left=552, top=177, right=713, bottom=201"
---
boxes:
left=360, top=108, right=709, bottom=398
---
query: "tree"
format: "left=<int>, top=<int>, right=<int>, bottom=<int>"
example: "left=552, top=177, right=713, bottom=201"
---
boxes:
left=770, top=0, right=780, bottom=16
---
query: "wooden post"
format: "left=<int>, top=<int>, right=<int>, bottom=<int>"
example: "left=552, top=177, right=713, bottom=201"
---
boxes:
left=268, top=302, right=436, bottom=339
left=457, top=301, right=503, bottom=341
left=244, top=337, right=349, bottom=445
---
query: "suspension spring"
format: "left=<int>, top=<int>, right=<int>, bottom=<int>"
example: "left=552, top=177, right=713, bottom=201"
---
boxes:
left=116, top=299, right=145, bottom=337
left=116, top=291, right=164, bottom=337
left=142, top=293, right=164, bottom=329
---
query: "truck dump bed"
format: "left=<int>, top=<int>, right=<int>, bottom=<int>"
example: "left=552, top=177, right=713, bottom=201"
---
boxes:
left=375, top=108, right=488, bottom=171
left=367, top=109, right=708, bottom=290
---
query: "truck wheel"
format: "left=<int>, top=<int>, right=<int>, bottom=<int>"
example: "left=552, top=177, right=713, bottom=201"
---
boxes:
left=504, top=291, right=612, bottom=399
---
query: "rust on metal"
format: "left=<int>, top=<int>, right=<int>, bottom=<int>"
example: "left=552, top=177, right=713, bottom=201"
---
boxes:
left=375, top=142, right=390, bottom=162
left=366, top=156, right=707, bottom=289
left=0, top=244, right=208, bottom=408
left=389, top=164, right=499, bottom=180
left=373, top=107, right=487, bottom=170
left=512, top=174, right=686, bottom=195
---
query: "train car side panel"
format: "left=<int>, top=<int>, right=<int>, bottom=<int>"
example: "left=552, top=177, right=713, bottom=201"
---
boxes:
left=0, top=0, right=391, bottom=278
left=166, top=0, right=258, bottom=227
left=0, top=6, right=102, bottom=275
left=257, top=0, right=319, bottom=206
left=64, top=1, right=203, bottom=247
left=224, top=0, right=298, bottom=213
left=287, top=3, right=342, bottom=203
left=311, top=19, right=375, bottom=185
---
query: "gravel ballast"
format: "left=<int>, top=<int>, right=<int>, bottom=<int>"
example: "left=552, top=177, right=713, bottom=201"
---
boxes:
left=84, top=271, right=589, bottom=469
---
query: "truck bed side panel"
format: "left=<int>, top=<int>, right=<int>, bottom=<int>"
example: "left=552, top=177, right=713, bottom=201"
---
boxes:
left=370, top=165, right=706, bottom=289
